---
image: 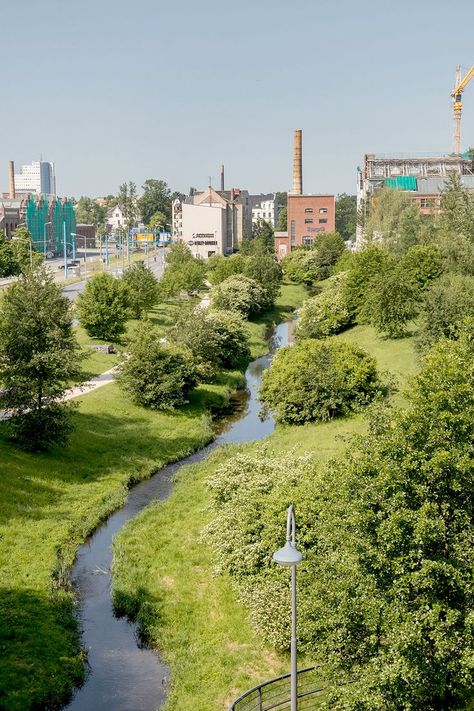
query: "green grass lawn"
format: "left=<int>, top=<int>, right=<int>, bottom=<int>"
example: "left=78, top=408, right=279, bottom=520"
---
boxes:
left=0, top=283, right=304, bottom=710
left=0, top=373, right=243, bottom=711
left=112, top=320, right=419, bottom=711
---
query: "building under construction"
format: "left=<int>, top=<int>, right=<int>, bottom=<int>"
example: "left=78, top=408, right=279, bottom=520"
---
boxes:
left=1, top=160, right=76, bottom=255
left=356, top=151, right=474, bottom=244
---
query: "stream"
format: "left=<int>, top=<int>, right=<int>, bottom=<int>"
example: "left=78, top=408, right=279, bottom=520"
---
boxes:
left=64, top=320, right=292, bottom=711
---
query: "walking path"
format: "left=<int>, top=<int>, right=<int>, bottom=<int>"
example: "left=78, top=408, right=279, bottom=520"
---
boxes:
left=64, top=366, right=118, bottom=401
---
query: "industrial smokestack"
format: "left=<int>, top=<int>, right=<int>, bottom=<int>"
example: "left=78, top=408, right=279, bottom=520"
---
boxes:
left=220, top=164, right=225, bottom=191
left=292, top=129, right=303, bottom=195
left=8, top=160, right=15, bottom=200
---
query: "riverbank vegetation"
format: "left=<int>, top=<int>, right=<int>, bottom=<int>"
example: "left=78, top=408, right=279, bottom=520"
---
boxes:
left=113, top=179, right=474, bottom=710
left=0, top=280, right=305, bottom=710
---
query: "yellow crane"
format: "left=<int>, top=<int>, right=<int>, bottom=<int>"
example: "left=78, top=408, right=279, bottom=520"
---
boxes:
left=451, top=64, right=474, bottom=153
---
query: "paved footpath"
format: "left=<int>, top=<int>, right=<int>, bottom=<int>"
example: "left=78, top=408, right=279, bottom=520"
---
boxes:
left=64, top=366, right=118, bottom=401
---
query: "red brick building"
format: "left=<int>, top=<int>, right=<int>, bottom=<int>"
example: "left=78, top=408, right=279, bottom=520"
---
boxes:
left=275, top=194, right=336, bottom=259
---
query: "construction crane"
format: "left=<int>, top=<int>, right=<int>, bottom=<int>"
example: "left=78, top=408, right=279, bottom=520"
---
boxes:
left=451, top=64, right=474, bottom=154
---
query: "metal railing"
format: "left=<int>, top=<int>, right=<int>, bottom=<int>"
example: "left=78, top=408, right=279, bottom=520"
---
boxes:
left=228, top=666, right=326, bottom=711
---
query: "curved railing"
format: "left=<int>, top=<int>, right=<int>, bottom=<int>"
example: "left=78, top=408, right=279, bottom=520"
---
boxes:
left=228, top=666, right=326, bottom=710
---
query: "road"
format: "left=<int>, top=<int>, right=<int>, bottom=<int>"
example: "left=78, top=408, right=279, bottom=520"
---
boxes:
left=61, top=250, right=167, bottom=302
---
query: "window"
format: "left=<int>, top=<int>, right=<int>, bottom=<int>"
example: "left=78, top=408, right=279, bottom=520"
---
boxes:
left=420, top=198, right=435, bottom=209
left=319, top=219, right=327, bottom=224
left=319, top=207, right=328, bottom=214
left=290, top=220, right=296, bottom=246
left=302, top=236, right=313, bottom=247
left=304, top=208, right=313, bottom=214
left=305, top=218, right=313, bottom=224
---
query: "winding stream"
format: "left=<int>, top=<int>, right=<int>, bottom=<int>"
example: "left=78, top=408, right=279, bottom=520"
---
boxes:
left=65, top=320, right=291, bottom=711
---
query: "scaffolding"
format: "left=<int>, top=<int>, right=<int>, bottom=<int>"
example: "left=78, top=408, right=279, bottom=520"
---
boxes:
left=25, top=195, right=76, bottom=255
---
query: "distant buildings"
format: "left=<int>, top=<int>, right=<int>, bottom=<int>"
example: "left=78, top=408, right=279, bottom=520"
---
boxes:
left=274, top=130, right=335, bottom=258
left=106, top=205, right=127, bottom=233
left=356, top=152, right=474, bottom=244
left=14, top=161, right=56, bottom=195
left=174, top=186, right=252, bottom=259
left=251, top=193, right=281, bottom=228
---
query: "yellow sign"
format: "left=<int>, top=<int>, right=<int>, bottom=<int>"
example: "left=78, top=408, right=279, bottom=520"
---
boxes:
left=136, top=233, right=154, bottom=242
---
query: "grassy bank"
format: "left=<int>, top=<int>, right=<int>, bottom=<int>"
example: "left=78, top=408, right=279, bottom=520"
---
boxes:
left=0, top=284, right=302, bottom=710
left=0, top=377, right=242, bottom=709
left=112, top=323, right=418, bottom=711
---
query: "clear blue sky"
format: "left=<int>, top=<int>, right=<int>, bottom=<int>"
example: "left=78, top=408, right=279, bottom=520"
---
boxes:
left=3, top=0, right=474, bottom=198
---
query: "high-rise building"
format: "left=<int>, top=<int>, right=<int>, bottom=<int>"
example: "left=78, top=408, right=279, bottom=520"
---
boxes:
left=14, top=161, right=56, bottom=195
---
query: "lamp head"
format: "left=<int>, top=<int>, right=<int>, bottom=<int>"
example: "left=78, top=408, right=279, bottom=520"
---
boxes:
left=273, top=540, right=303, bottom=566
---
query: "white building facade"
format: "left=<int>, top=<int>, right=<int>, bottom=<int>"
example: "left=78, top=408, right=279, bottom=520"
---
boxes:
left=14, top=161, right=56, bottom=195
left=251, top=195, right=280, bottom=227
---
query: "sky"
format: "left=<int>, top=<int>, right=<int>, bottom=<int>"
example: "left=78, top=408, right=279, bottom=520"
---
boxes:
left=2, top=0, right=474, bottom=198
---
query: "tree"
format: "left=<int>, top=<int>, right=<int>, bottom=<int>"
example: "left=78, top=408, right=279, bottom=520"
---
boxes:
left=122, top=263, right=159, bottom=318
left=148, top=210, right=168, bottom=232
left=169, top=306, right=250, bottom=374
left=313, top=231, right=346, bottom=277
left=160, top=258, right=206, bottom=297
left=0, top=234, right=19, bottom=277
left=315, top=333, right=474, bottom=709
left=335, top=193, right=357, bottom=241
left=77, top=272, right=130, bottom=340
left=365, top=187, right=424, bottom=253
left=165, top=241, right=193, bottom=267
left=295, top=274, right=352, bottom=340
left=137, top=179, right=172, bottom=226
left=365, top=267, right=419, bottom=338
left=117, top=181, right=138, bottom=231
left=260, top=339, right=380, bottom=424
left=342, top=244, right=395, bottom=320
left=417, top=273, right=474, bottom=350
left=10, top=227, right=44, bottom=273
left=210, top=275, right=267, bottom=317
left=240, top=219, right=275, bottom=256
left=118, top=323, right=197, bottom=408
left=0, top=267, right=82, bottom=450
left=276, top=206, right=287, bottom=231
left=75, top=196, right=107, bottom=225
left=399, top=243, right=444, bottom=289
left=243, top=253, right=282, bottom=308
left=208, top=253, right=246, bottom=285
left=440, top=171, right=474, bottom=242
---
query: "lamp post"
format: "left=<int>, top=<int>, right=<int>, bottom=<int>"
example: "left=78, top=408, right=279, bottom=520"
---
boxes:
left=43, top=221, right=52, bottom=257
left=273, top=505, right=303, bottom=711
left=71, top=233, right=88, bottom=277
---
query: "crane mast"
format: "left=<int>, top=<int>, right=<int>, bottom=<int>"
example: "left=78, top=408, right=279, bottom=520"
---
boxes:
left=451, top=64, right=474, bottom=154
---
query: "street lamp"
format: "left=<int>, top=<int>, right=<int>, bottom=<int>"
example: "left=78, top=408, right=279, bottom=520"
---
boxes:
left=71, top=232, right=88, bottom=277
left=273, top=505, right=303, bottom=711
left=43, top=221, right=52, bottom=257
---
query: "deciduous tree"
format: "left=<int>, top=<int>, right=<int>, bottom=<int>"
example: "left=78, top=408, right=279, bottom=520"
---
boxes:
left=77, top=272, right=130, bottom=340
left=0, top=267, right=82, bottom=450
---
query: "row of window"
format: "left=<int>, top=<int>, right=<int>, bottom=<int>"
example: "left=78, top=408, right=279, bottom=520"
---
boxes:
left=304, top=218, right=327, bottom=224
left=304, top=207, right=328, bottom=214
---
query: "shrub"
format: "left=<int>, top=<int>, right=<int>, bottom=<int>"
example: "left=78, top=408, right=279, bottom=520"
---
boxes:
left=169, top=306, right=250, bottom=374
left=122, top=263, right=159, bottom=318
left=77, top=272, right=130, bottom=340
left=417, top=273, right=474, bottom=350
left=260, top=339, right=380, bottom=424
left=295, top=274, right=351, bottom=340
left=210, top=275, right=267, bottom=317
left=118, top=323, right=197, bottom=408
left=281, top=233, right=345, bottom=285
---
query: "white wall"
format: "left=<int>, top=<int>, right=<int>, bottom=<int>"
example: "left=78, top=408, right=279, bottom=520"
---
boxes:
left=181, top=203, right=226, bottom=258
